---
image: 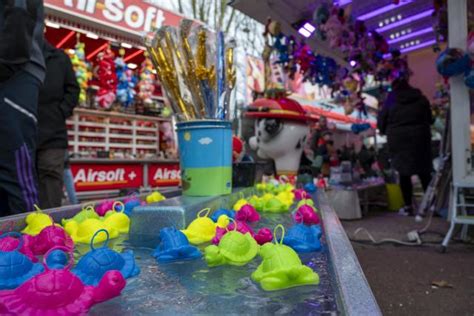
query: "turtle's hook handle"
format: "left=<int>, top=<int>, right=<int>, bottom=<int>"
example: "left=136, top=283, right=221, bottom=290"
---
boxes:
left=113, top=201, right=125, bottom=213
left=273, top=224, right=285, bottom=245
left=0, top=232, right=24, bottom=252
left=43, top=246, right=74, bottom=271
left=90, top=229, right=110, bottom=250
left=225, top=217, right=237, bottom=233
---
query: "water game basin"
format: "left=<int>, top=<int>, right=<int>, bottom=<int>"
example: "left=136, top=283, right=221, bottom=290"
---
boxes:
left=0, top=189, right=380, bottom=315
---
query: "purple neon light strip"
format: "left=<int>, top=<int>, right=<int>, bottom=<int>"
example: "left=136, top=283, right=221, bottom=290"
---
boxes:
left=376, top=9, right=434, bottom=33
left=357, top=0, right=413, bottom=21
left=388, top=27, right=433, bottom=44
left=337, top=0, right=352, bottom=6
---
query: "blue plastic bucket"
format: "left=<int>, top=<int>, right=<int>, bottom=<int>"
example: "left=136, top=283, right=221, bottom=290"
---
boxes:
left=176, top=120, right=232, bottom=196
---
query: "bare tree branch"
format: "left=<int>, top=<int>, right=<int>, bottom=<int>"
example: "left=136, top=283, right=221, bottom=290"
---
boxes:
left=191, top=0, right=197, bottom=19
left=224, top=8, right=236, bottom=34
left=177, top=0, right=184, bottom=14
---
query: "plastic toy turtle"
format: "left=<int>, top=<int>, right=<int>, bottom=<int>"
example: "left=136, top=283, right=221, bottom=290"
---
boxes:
left=293, top=189, right=308, bottom=201
left=249, top=195, right=265, bottom=212
left=254, top=227, right=273, bottom=245
left=21, top=206, right=55, bottom=236
left=0, top=232, right=44, bottom=290
left=235, top=204, right=260, bottom=223
left=293, top=204, right=320, bottom=225
left=146, top=191, right=166, bottom=204
left=251, top=225, right=320, bottom=291
left=0, top=233, right=36, bottom=262
left=73, top=230, right=140, bottom=286
left=263, top=196, right=287, bottom=213
left=61, top=206, right=99, bottom=226
left=101, top=202, right=131, bottom=234
left=281, top=224, right=322, bottom=253
left=181, top=208, right=218, bottom=245
left=232, top=195, right=249, bottom=211
left=26, top=224, right=74, bottom=256
left=95, top=200, right=115, bottom=217
left=64, top=218, right=119, bottom=244
left=296, top=198, right=315, bottom=209
left=276, top=191, right=295, bottom=208
left=210, top=209, right=235, bottom=223
left=204, top=222, right=259, bottom=267
left=304, top=182, right=317, bottom=193
left=0, top=246, right=126, bottom=315
left=212, top=220, right=254, bottom=245
left=152, top=227, right=201, bottom=263
left=118, top=196, right=144, bottom=217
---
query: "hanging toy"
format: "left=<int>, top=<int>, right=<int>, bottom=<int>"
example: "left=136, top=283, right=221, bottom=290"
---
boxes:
left=181, top=208, right=221, bottom=245
left=67, top=38, right=91, bottom=106
left=0, top=246, right=126, bottom=315
left=137, top=54, right=156, bottom=105
left=94, top=46, right=117, bottom=109
left=62, top=205, right=100, bottom=226
left=204, top=220, right=259, bottom=267
left=436, top=48, right=471, bottom=77
left=235, top=204, right=260, bottom=223
left=21, top=206, right=55, bottom=236
left=251, top=225, right=320, bottom=291
left=115, top=49, right=137, bottom=108
left=0, top=232, right=44, bottom=289
left=282, top=224, right=322, bottom=253
left=73, top=230, right=139, bottom=286
left=152, top=227, right=201, bottom=263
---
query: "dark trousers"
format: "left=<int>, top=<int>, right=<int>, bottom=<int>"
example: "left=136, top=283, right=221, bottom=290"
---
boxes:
left=0, top=71, right=40, bottom=215
left=37, top=148, right=65, bottom=209
left=400, top=172, right=432, bottom=208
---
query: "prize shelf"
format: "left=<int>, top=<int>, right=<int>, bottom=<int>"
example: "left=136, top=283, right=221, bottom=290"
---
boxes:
left=67, top=108, right=173, bottom=159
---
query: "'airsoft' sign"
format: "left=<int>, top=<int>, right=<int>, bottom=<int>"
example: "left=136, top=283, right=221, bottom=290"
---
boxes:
left=45, top=0, right=188, bottom=35
left=148, top=163, right=181, bottom=187
left=71, top=163, right=143, bottom=191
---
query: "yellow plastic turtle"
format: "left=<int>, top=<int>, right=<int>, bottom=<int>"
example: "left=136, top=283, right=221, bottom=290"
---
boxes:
left=146, top=191, right=166, bottom=204
left=64, top=218, right=119, bottom=244
left=21, top=206, right=57, bottom=236
left=181, top=208, right=221, bottom=245
left=101, top=202, right=130, bottom=234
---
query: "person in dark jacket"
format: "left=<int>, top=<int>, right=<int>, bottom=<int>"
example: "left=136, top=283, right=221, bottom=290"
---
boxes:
left=0, top=0, right=45, bottom=215
left=378, top=78, right=433, bottom=215
left=36, top=40, right=79, bottom=209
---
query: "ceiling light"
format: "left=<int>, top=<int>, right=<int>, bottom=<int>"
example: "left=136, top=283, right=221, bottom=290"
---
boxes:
left=391, top=17, right=396, bottom=22
left=400, top=44, right=405, bottom=48
left=396, top=32, right=400, bottom=37
left=400, top=39, right=436, bottom=53
left=86, top=33, right=99, bottom=40
left=298, top=28, right=312, bottom=38
left=46, top=21, right=60, bottom=29
left=127, top=63, right=138, bottom=69
left=385, top=19, right=390, bottom=24
left=376, top=9, right=434, bottom=33
left=357, top=0, right=413, bottom=21
left=388, top=27, right=433, bottom=44
left=379, top=22, right=384, bottom=27
left=349, top=60, right=357, bottom=67
left=397, top=14, right=402, bottom=20
left=390, top=34, right=395, bottom=39
left=303, top=22, right=316, bottom=33
left=121, top=42, right=132, bottom=49
left=416, top=40, right=420, bottom=44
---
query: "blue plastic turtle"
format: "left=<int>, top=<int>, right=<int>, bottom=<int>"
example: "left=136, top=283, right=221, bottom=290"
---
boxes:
left=115, top=198, right=142, bottom=217
left=280, top=224, right=322, bottom=253
left=210, top=209, right=236, bottom=223
left=0, top=232, right=44, bottom=289
left=152, top=227, right=201, bottom=263
left=72, top=229, right=140, bottom=286
left=45, top=249, right=69, bottom=270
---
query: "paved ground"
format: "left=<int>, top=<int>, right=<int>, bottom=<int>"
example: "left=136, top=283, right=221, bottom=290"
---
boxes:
left=341, top=210, right=474, bottom=316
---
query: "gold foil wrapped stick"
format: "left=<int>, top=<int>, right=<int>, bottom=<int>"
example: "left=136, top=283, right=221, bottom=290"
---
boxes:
left=194, top=27, right=215, bottom=117
left=223, top=40, right=236, bottom=120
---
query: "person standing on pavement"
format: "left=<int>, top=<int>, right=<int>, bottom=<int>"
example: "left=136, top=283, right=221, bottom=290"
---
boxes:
left=36, top=39, right=79, bottom=209
left=0, top=0, right=45, bottom=215
left=378, top=77, right=433, bottom=216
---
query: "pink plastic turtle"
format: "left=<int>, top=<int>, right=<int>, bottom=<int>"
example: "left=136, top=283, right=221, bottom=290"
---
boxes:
left=0, top=247, right=126, bottom=316
left=25, top=225, right=74, bottom=256
left=0, top=234, right=37, bottom=262
left=95, top=200, right=115, bottom=216
left=213, top=221, right=272, bottom=246
left=294, top=205, right=320, bottom=225
left=293, top=189, right=308, bottom=201
left=235, top=204, right=260, bottom=223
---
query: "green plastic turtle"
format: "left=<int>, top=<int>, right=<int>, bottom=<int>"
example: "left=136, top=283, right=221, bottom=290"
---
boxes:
left=296, top=199, right=315, bottom=209
left=61, top=206, right=99, bottom=226
left=263, top=197, right=287, bottom=213
left=204, top=230, right=258, bottom=267
left=251, top=225, right=319, bottom=291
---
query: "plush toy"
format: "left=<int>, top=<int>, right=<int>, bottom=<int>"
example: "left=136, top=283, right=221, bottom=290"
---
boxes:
left=94, top=46, right=117, bottom=109
left=67, top=40, right=91, bottom=106
left=436, top=48, right=471, bottom=77
left=138, top=56, right=155, bottom=105
left=115, top=49, right=137, bottom=108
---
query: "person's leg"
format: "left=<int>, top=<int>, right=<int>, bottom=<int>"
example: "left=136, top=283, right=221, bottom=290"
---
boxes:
left=64, top=167, right=78, bottom=205
left=399, top=174, right=413, bottom=215
left=0, top=71, right=40, bottom=214
left=37, top=148, right=65, bottom=209
left=418, top=172, right=432, bottom=192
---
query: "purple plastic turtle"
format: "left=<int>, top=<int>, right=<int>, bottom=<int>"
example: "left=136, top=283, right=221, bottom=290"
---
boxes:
left=0, top=246, right=126, bottom=315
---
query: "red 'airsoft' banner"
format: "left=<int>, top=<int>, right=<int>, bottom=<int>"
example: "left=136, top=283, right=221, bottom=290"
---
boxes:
left=71, top=163, right=143, bottom=191
left=148, top=163, right=181, bottom=187
left=45, top=0, right=187, bottom=35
